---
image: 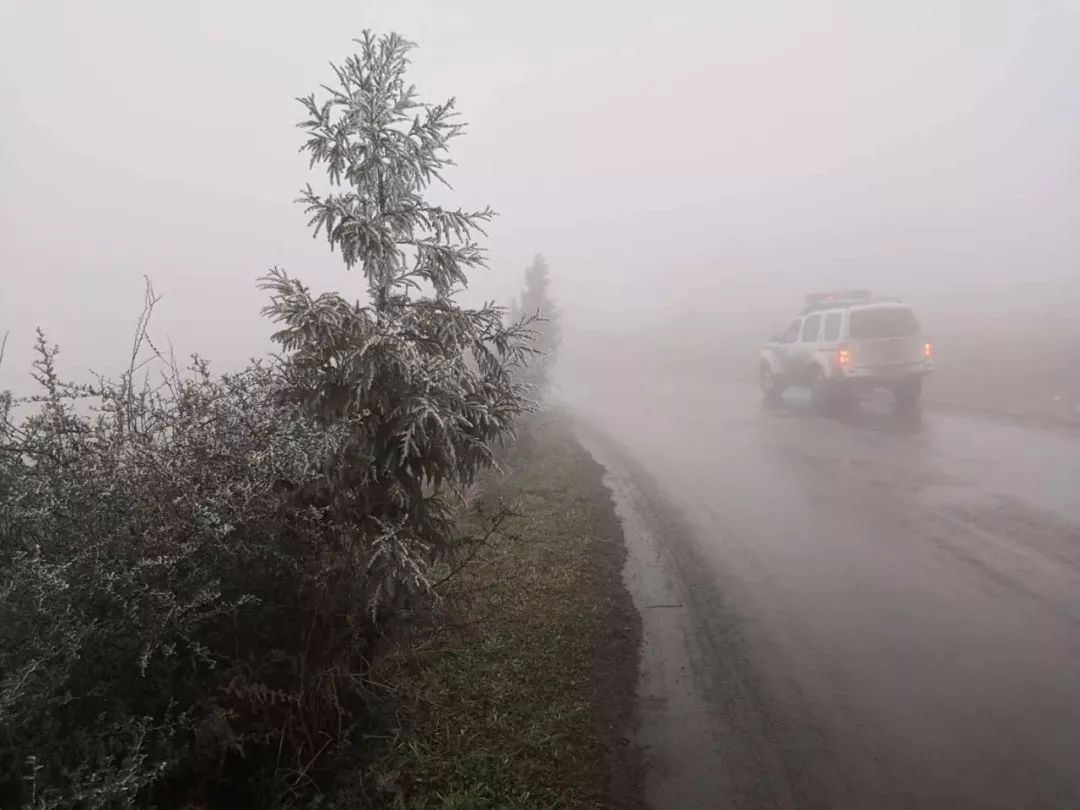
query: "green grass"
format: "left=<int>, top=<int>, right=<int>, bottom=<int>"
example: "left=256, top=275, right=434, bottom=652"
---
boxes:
left=340, top=414, right=634, bottom=809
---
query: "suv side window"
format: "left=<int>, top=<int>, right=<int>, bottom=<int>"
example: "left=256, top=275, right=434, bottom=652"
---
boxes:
left=800, top=314, right=821, bottom=342
left=823, top=312, right=842, bottom=341
left=781, top=319, right=802, bottom=343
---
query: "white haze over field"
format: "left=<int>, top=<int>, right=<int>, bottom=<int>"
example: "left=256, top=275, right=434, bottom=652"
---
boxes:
left=2, top=0, right=1079, bottom=392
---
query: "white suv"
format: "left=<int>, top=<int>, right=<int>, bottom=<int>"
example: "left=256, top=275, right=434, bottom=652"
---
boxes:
left=759, top=291, right=934, bottom=411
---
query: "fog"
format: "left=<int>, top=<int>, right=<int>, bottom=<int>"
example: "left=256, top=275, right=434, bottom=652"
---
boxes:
left=2, top=0, right=1079, bottom=394
left=7, top=7, right=1080, bottom=804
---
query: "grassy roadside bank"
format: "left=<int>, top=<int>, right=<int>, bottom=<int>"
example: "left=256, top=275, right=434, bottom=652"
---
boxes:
left=341, top=413, right=643, bottom=809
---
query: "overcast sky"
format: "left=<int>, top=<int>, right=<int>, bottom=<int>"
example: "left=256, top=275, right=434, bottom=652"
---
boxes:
left=2, top=0, right=1079, bottom=388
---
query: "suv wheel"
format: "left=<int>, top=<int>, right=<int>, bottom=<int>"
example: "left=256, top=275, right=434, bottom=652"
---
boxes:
left=811, top=367, right=832, bottom=413
left=894, top=376, right=923, bottom=412
left=760, top=363, right=783, bottom=405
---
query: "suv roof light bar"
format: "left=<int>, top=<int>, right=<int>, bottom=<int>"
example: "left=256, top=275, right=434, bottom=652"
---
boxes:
left=800, top=291, right=907, bottom=314
left=804, top=290, right=873, bottom=306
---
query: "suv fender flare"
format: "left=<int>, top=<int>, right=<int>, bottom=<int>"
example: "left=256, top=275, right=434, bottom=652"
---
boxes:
left=759, top=348, right=784, bottom=375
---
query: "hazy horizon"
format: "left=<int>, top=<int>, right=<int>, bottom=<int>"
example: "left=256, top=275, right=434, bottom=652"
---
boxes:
left=3, top=0, right=1079, bottom=390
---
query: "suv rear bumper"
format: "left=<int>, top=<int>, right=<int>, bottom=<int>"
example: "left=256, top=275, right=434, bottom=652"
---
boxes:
left=840, top=363, right=932, bottom=383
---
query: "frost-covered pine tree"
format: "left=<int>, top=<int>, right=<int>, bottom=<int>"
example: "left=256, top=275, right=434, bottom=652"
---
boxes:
left=509, top=254, right=561, bottom=395
left=261, top=31, right=533, bottom=618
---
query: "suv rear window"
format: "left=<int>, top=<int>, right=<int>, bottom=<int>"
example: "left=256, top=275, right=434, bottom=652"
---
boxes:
left=849, top=308, right=919, bottom=339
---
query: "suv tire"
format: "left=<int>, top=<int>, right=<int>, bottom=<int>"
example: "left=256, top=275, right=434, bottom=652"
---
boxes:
left=894, top=376, right=923, bottom=412
left=760, top=363, right=784, bottom=405
left=811, top=367, right=834, bottom=413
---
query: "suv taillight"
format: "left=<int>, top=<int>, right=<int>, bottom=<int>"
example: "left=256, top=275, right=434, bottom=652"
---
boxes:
left=923, top=342, right=934, bottom=361
left=837, top=345, right=851, bottom=366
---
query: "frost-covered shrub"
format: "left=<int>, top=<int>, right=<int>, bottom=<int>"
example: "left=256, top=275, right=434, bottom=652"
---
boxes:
left=0, top=331, right=348, bottom=806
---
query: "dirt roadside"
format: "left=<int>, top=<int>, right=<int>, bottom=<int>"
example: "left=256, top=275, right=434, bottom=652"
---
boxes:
left=575, top=422, right=802, bottom=810
left=559, top=416, right=649, bottom=810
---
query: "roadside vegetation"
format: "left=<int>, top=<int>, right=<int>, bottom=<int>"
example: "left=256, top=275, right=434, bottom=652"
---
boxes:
left=343, top=413, right=640, bottom=809
left=0, top=32, right=636, bottom=809
left=509, top=256, right=561, bottom=398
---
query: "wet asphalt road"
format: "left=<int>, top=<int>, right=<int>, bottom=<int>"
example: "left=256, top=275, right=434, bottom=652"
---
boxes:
left=567, top=374, right=1080, bottom=810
